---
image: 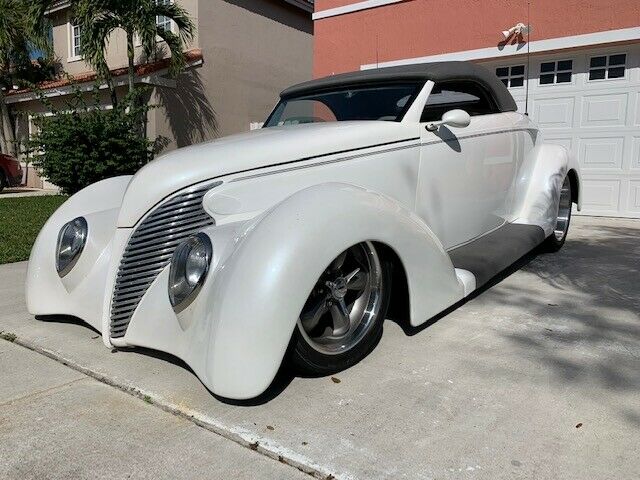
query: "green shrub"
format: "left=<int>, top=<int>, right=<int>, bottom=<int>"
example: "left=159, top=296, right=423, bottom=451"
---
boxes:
left=26, top=87, right=166, bottom=195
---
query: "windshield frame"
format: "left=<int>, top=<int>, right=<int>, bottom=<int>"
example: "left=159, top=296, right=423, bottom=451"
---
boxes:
left=264, top=81, right=425, bottom=128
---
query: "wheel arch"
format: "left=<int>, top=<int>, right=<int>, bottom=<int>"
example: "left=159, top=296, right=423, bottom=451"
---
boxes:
left=373, top=241, right=410, bottom=327
left=567, top=168, right=580, bottom=207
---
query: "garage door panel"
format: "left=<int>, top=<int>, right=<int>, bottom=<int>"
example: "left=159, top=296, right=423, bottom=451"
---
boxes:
left=534, top=97, right=575, bottom=129
left=581, top=93, right=628, bottom=127
left=635, top=93, right=640, bottom=125
left=581, top=178, right=622, bottom=213
left=579, top=137, right=625, bottom=170
left=627, top=181, right=640, bottom=214
left=632, top=137, right=640, bottom=170
left=545, top=137, right=573, bottom=152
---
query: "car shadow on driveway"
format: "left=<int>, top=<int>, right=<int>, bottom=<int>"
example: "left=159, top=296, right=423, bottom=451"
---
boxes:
left=387, top=247, right=540, bottom=338
left=35, top=313, right=299, bottom=406
left=35, top=314, right=101, bottom=335
left=389, top=220, right=640, bottom=425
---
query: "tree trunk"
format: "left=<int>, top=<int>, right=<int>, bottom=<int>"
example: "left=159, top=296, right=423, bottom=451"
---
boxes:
left=108, top=76, right=118, bottom=107
left=127, top=31, right=135, bottom=94
left=0, top=109, right=8, bottom=154
left=99, top=60, right=118, bottom=108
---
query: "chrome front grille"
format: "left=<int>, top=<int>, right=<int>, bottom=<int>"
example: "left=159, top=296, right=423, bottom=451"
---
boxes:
left=110, top=181, right=220, bottom=338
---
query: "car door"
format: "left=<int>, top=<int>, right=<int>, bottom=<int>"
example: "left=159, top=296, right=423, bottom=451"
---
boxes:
left=415, top=81, right=518, bottom=250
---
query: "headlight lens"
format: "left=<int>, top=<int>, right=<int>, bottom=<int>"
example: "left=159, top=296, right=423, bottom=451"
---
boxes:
left=56, top=217, right=88, bottom=277
left=168, top=233, right=212, bottom=313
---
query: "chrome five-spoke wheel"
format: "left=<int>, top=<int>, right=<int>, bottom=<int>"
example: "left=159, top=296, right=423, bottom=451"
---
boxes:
left=291, top=241, right=391, bottom=374
left=543, top=175, right=572, bottom=252
left=554, top=176, right=572, bottom=241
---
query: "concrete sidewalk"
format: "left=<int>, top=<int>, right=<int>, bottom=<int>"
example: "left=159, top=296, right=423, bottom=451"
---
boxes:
left=0, top=188, right=59, bottom=198
left=0, top=215, right=639, bottom=479
left=0, top=339, right=307, bottom=479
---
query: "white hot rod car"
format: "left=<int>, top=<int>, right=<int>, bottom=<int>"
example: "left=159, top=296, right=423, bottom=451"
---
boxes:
left=27, top=62, right=581, bottom=400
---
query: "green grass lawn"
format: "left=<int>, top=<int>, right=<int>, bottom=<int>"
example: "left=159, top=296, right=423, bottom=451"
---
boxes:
left=0, top=195, right=68, bottom=264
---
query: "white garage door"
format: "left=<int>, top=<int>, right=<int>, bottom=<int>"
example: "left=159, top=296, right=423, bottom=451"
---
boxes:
left=483, top=43, right=640, bottom=218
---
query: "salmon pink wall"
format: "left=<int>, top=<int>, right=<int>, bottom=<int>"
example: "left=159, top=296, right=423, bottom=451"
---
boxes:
left=314, top=0, right=640, bottom=77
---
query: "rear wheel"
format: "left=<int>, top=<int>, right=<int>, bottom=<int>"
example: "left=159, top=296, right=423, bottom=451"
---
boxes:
left=290, top=241, right=391, bottom=375
left=543, top=175, right=572, bottom=252
left=0, top=171, right=6, bottom=193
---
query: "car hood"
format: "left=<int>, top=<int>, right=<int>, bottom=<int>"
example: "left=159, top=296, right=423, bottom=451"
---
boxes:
left=117, top=121, right=418, bottom=227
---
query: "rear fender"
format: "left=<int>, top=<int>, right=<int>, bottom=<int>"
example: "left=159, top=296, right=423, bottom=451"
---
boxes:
left=513, top=143, right=581, bottom=236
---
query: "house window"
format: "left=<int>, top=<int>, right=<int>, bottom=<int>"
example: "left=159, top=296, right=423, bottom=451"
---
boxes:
left=589, top=54, right=626, bottom=81
left=496, top=65, right=525, bottom=88
left=70, top=23, right=82, bottom=58
left=539, top=60, right=573, bottom=85
left=156, top=0, right=172, bottom=32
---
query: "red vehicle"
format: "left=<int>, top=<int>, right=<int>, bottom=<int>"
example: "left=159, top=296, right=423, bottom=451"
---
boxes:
left=0, top=153, right=23, bottom=192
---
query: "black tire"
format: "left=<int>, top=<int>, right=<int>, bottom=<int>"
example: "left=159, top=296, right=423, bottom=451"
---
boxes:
left=290, top=242, right=392, bottom=376
left=542, top=175, right=572, bottom=252
left=0, top=170, right=6, bottom=193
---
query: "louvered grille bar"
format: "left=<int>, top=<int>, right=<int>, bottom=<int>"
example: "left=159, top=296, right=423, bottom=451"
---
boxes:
left=110, top=181, right=220, bottom=338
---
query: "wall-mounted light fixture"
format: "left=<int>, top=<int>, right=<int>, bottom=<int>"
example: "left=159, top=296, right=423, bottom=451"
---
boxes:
left=502, top=22, right=531, bottom=39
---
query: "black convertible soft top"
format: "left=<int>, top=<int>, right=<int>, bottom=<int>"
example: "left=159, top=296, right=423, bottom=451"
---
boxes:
left=281, top=61, right=518, bottom=113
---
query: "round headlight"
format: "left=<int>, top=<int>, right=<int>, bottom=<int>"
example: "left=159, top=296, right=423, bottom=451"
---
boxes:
left=168, top=233, right=212, bottom=313
left=56, top=217, right=88, bottom=277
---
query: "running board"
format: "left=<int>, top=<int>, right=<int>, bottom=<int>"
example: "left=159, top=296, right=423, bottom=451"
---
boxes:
left=449, top=223, right=546, bottom=290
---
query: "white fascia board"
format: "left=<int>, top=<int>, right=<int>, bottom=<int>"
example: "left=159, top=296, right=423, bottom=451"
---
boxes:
left=6, top=83, right=109, bottom=104
left=361, top=27, right=640, bottom=70
left=45, top=1, right=71, bottom=15
left=313, top=0, right=404, bottom=20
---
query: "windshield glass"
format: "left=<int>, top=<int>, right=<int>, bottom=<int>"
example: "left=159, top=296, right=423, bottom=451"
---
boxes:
left=265, top=83, right=422, bottom=127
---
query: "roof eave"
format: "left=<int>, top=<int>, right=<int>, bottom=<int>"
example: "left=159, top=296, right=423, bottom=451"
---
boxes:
left=282, top=0, right=314, bottom=13
left=45, top=1, right=70, bottom=15
left=6, top=49, right=203, bottom=104
left=48, top=1, right=314, bottom=15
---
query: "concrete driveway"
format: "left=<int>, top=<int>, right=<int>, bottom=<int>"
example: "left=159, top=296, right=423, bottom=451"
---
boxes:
left=1, top=215, right=638, bottom=479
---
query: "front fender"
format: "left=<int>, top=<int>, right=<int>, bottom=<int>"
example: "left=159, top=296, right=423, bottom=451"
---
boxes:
left=200, top=183, right=463, bottom=399
left=26, top=176, right=132, bottom=331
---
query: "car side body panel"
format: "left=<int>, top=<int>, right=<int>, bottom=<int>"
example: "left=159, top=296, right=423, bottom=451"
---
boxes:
left=416, top=112, right=528, bottom=249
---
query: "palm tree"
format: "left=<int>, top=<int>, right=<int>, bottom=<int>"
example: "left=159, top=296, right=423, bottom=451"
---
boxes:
left=0, top=0, right=51, bottom=155
left=74, top=0, right=195, bottom=105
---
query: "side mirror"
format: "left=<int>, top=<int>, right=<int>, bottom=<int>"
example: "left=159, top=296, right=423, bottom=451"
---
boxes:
left=426, top=109, right=471, bottom=132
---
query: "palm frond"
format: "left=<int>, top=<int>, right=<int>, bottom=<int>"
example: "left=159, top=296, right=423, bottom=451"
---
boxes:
left=154, top=28, right=185, bottom=77
left=78, top=13, right=121, bottom=77
left=152, top=2, right=195, bottom=44
left=23, top=0, right=55, bottom=54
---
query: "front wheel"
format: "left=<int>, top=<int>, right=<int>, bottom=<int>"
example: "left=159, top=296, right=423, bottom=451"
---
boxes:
left=542, top=175, right=572, bottom=252
left=290, top=241, right=391, bottom=375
